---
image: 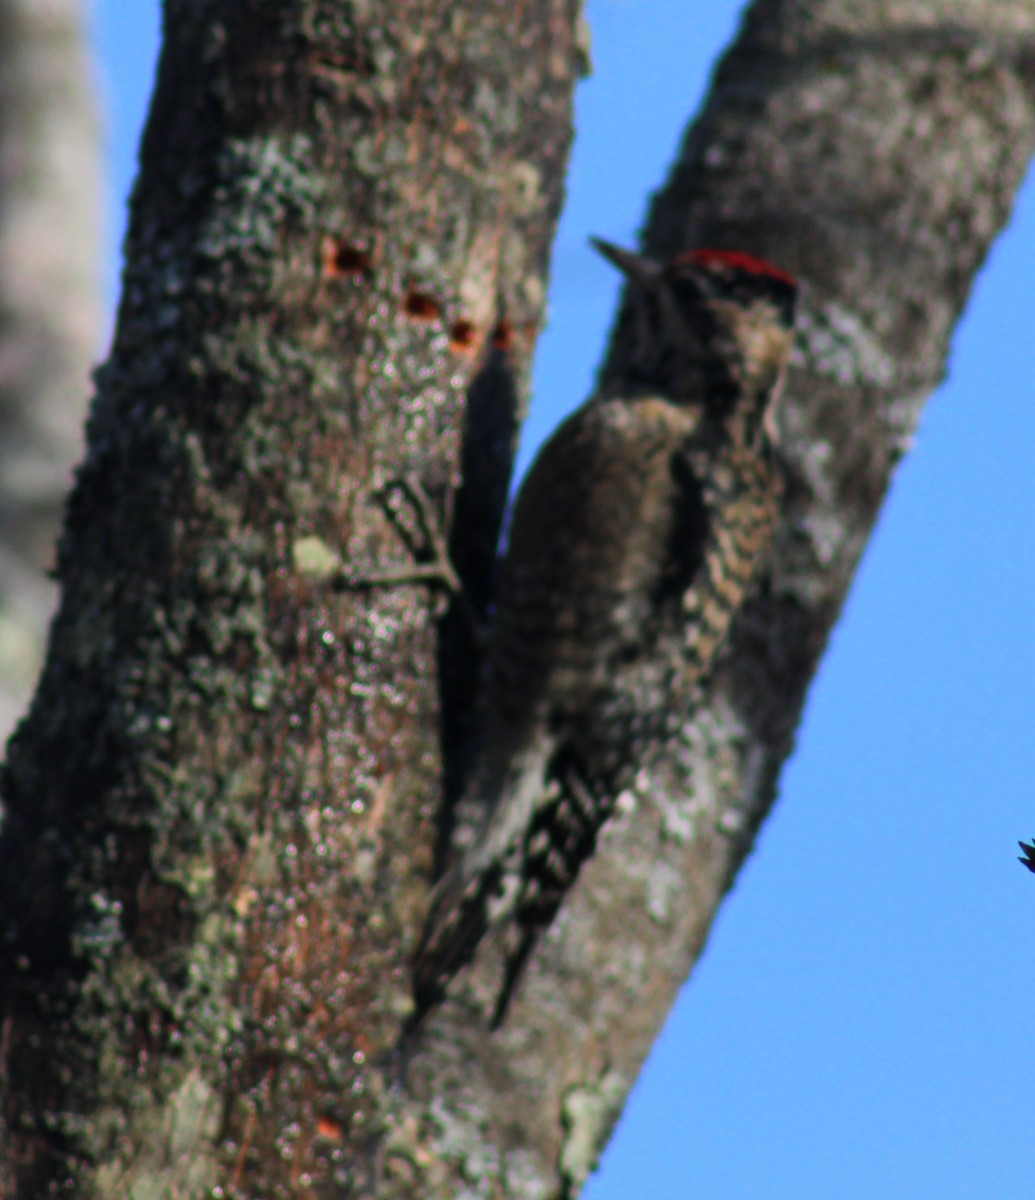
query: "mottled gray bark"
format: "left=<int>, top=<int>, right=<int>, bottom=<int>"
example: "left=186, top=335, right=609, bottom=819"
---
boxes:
left=394, top=3, right=1035, bottom=1198
left=0, top=0, right=101, bottom=740
left=1, top=0, right=1034, bottom=1198
left=0, top=0, right=579, bottom=1196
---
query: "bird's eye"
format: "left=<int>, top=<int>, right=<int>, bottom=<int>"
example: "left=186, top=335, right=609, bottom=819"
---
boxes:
left=668, top=272, right=708, bottom=307
left=761, top=277, right=797, bottom=326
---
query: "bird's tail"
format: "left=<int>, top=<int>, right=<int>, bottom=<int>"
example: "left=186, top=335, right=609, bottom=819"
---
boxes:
left=411, top=854, right=510, bottom=1015
left=411, top=737, right=553, bottom=1017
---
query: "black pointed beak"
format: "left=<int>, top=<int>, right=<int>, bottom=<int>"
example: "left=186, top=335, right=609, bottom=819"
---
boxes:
left=589, top=237, right=662, bottom=290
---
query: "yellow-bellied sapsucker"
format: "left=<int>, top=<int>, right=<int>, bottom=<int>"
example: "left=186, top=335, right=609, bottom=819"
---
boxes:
left=415, top=240, right=798, bottom=1015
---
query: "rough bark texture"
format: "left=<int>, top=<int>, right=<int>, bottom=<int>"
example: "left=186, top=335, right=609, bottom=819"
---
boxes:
left=0, top=0, right=580, bottom=1195
left=0, top=0, right=100, bottom=740
left=1, top=0, right=1034, bottom=1198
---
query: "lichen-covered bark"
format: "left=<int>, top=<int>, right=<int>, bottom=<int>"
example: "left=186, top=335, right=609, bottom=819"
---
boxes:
left=0, top=0, right=580, bottom=1195
left=3, top=0, right=1035, bottom=1197
left=0, top=0, right=100, bottom=740
left=390, top=3, right=1035, bottom=1198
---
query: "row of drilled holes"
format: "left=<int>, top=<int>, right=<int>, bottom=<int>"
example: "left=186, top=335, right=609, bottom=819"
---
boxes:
left=323, top=237, right=515, bottom=355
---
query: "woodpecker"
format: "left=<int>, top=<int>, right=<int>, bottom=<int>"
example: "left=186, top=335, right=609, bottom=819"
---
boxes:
left=414, top=240, right=798, bottom=1015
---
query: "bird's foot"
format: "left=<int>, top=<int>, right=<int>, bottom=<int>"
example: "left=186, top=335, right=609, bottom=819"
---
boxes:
left=335, top=475, right=485, bottom=643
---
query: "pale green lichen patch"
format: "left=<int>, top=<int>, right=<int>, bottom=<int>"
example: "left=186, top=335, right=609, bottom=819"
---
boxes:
left=95, top=1068, right=222, bottom=1200
left=198, top=133, right=323, bottom=260
left=559, top=1070, right=627, bottom=1196
left=293, top=534, right=343, bottom=580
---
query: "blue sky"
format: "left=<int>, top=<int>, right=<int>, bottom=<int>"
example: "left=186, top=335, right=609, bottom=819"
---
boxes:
left=95, top=3, right=1035, bottom=1195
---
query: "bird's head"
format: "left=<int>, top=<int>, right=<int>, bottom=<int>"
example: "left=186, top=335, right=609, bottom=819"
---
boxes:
left=592, top=239, right=798, bottom=437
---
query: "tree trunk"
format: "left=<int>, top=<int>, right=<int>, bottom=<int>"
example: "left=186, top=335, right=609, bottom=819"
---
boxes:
left=0, top=0, right=100, bottom=740
left=0, top=0, right=580, bottom=1195
left=2, top=0, right=1034, bottom=1198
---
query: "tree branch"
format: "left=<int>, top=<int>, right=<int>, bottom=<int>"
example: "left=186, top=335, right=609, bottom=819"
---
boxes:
left=396, top=3, right=1035, bottom=1197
